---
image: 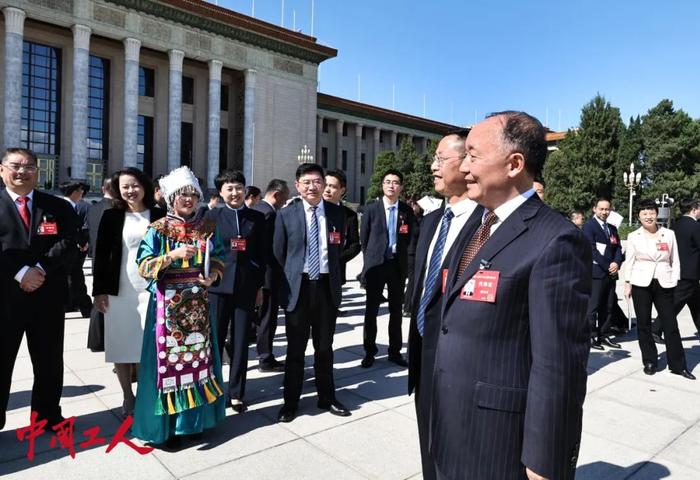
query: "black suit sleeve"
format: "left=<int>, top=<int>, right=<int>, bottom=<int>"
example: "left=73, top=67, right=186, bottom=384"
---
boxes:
left=92, top=210, right=115, bottom=296
left=360, top=203, right=372, bottom=253
left=273, top=210, right=287, bottom=269
left=39, top=200, right=80, bottom=276
left=341, top=209, right=361, bottom=263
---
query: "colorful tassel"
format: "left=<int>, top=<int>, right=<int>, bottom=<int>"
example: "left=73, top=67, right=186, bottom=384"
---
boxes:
left=154, top=393, right=165, bottom=416
left=191, top=384, right=203, bottom=407
left=203, top=382, right=217, bottom=403
left=166, top=391, right=176, bottom=414
left=187, top=388, right=196, bottom=409
left=211, top=377, right=224, bottom=396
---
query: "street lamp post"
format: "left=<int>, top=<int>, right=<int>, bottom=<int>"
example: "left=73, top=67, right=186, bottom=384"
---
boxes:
left=623, top=163, right=642, bottom=226
left=297, top=144, right=314, bottom=164
left=655, top=193, right=674, bottom=228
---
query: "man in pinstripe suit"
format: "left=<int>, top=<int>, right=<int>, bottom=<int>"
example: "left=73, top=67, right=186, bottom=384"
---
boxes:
left=431, top=112, right=591, bottom=480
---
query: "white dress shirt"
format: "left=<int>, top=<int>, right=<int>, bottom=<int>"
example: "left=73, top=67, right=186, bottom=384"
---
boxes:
left=382, top=196, right=399, bottom=254
left=422, top=198, right=478, bottom=292
left=489, top=187, right=536, bottom=235
left=302, top=199, right=329, bottom=274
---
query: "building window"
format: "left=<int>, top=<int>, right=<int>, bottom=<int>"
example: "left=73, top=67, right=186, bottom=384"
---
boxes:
left=182, top=76, right=194, bottom=104
left=220, top=128, right=228, bottom=170
left=360, top=153, right=366, bottom=174
left=379, top=130, right=384, bottom=143
left=137, top=115, right=154, bottom=177
left=139, top=67, right=154, bottom=97
left=342, top=123, right=348, bottom=137
left=361, top=126, right=366, bottom=140
left=341, top=150, right=347, bottom=171
left=322, top=118, right=328, bottom=133
left=360, top=186, right=365, bottom=205
left=21, top=41, right=61, bottom=189
left=181, top=122, right=193, bottom=167
left=321, top=147, right=328, bottom=168
left=87, top=55, right=110, bottom=192
left=220, top=85, right=229, bottom=111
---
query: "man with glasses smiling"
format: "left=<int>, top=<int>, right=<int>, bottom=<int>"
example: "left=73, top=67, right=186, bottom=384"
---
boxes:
left=274, top=163, right=350, bottom=422
left=360, top=169, right=418, bottom=369
left=0, top=147, right=80, bottom=431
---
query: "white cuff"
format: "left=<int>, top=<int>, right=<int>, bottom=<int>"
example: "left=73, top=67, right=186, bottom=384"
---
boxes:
left=15, top=266, right=30, bottom=283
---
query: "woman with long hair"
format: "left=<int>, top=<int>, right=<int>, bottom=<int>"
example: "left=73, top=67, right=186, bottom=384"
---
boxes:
left=93, top=167, right=165, bottom=417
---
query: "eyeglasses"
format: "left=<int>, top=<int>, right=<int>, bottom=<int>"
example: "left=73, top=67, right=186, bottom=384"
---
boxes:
left=382, top=180, right=402, bottom=186
left=299, top=179, right=324, bottom=188
left=3, top=163, right=38, bottom=173
left=432, top=154, right=465, bottom=166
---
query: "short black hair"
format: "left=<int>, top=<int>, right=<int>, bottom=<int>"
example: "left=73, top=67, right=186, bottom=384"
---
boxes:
left=680, top=198, right=699, bottom=215
left=209, top=193, right=222, bottom=201
left=265, top=178, right=289, bottom=194
left=570, top=209, right=584, bottom=219
left=594, top=197, right=612, bottom=208
left=59, top=180, right=85, bottom=197
left=110, top=167, right=155, bottom=210
left=444, top=128, right=470, bottom=140
left=214, top=170, right=246, bottom=191
left=325, top=169, right=347, bottom=188
left=637, top=199, right=658, bottom=214
left=296, top=163, right=325, bottom=180
left=486, top=111, right=547, bottom=177
left=2, top=147, right=37, bottom=164
left=245, top=185, right=261, bottom=199
left=382, top=169, right=403, bottom=184
left=153, top=174, right=166, bottom=189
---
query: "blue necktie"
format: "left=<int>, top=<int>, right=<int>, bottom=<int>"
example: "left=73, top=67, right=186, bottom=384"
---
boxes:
left=308, top=206, right=320, bottom=280
left=386, top=205, right=397, bottom=259
left=416, top=208, right=454, bottom=336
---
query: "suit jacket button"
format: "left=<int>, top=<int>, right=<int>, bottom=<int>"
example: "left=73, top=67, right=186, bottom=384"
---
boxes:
left=441, top=326, right=448, bottom=334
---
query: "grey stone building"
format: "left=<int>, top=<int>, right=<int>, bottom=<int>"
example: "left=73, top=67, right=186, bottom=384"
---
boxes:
left=0, top=0, right=457, bottom=202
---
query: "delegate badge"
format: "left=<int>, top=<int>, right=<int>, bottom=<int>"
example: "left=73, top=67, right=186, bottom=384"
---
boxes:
left=460, top=270, right=500, bottom=303
left=231, top=237, right=247, bottom=251
left=37, top=221, right=58, bottom=235
left=329, top=231, right=342, bottom=245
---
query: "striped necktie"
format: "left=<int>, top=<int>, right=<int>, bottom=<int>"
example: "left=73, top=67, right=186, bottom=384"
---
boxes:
left=308, top=206, right=320, bottom=280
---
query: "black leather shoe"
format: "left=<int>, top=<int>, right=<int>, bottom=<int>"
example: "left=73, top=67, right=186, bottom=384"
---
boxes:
left=318, top=400, right=351, bottom=417
left=643, top=363, right=656, bottom=375
left=258, top=359, right=285, bottom=373
left=229, top=399, right=247, bottom=413
left=277, top=405, right=297, bottom=423
left=652, top=333, right=665, bottom=345
left=360, top=355, right=374, bottom=368
left=590, top=340, right=604, bottom=351
left=671, top=369, right=696, bottom=380
left=600, top=337, right=621, bottom=349
left=388, top=355, right=408, bottom=367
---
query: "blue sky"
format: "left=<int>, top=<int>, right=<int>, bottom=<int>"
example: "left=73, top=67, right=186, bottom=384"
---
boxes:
left=216, top=0, right=700, bottom=130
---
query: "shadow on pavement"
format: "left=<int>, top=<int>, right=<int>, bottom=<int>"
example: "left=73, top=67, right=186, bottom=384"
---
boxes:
left=7, top=385, right=106, bottom=412
left=576, top=460, right=671, bottom=479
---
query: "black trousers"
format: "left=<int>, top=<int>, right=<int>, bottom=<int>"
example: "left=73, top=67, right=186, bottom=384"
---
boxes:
left=414, top=340, right=438, bottom=480
left=256, top=287, right=280, bottom=365
left=283, top=275, right=337, bottom=408
left=587, top=275, right=614, bottom=339
left=364, top=259, right=405, bottom=357
left=653, top=279, right=700, bottom=336
left=67, top=250, right=92, bottom=314
left=0, top=298, right=65, bottom=429
left=212, top=293, right=252, bottom=401
left=632, top=280, right=687, bottom=371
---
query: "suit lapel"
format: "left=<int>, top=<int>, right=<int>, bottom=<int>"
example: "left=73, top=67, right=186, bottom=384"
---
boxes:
left=30, top=191, right=46, bottom=246
left=414, top=208, right=443, bottom=289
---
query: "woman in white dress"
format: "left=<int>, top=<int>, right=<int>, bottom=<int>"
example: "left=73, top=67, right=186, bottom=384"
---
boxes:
left=93, top=168, right=165, bottom=416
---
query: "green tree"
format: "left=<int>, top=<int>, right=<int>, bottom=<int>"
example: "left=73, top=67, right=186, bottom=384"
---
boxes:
left=543, top=94, right=625, bottom=212
left=367, top=138, right=434, bottom=201
left=404, top=139, right=436, bottom=199
left=613, top=115, right=644, bottom=220
left=367, top=150, right=396, bottom=200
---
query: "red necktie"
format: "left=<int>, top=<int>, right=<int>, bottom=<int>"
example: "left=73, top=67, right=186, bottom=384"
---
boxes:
left=457, top=211, right=498, bottom=276
left=17, top=196, right=31, bottom=231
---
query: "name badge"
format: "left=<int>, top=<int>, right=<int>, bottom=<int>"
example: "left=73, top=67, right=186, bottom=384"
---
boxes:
left=399, top=223, right=409, bottom=234
left=37, top=221, right=58, bottom=235
left=460, top=270, right=500, bottom=303
left=231, top=237, right=247, bottom=251
left=441, top=269, right=448, bottom=294
left=610, top=235, right=618, bottom=245
left=656, top=242, right=669, bottom=251
left=329, top=231, right=342, bottom=245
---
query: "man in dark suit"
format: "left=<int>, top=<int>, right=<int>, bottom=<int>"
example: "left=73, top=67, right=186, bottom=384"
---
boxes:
left=654, top=198, right=700, bottom=340
left=253, top=178, right=290, bottom=372
left=432, top=113, right=590, bottom=480
left=86, top=178, right=114, bottom=352
left=206, top=170, right=266, bottom=413
left=60, top=180, right=92, bottom=317
left=407, top=129, right=480, bottom=480
left=583, top=198, right=623, bottom=350
left=360, top=169, right=418, bottom=368
left=274, top=163, right=350, bottom=423
left=0, top=147, right=80, bottom=430
left=322, top=169, right=361, bottom=287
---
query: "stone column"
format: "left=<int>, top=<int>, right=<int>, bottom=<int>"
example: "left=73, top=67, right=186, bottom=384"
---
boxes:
left=207, top=59, right=223, bottom=190
left=2, top=7, right=25, bottom=150
left=335, top=119, right=344, bottom=170
left=316, top=115, right=324, bottom=165
left=353, top=123, right=363, bottom=202
left=372, top=128, right=380, bottom=179
left=420, top=137, right=429, bottom=154
left=167, top=49, right=184, bottom=172
left=70, top=24, right=91, bottom=181
left=390, top=131, right=398, bottom=152
left=242, top=68, right=256, bottom=183
left=122, top=37, right=141, bottom=168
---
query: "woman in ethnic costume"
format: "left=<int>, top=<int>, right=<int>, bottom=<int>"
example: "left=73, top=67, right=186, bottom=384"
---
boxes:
left=131, top=166, right=226, bottom=448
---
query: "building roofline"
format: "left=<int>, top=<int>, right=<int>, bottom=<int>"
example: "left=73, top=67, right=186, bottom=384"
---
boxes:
left=317, top=93, right=461, bottom=135
left=107, top=0, right=338, bottom=63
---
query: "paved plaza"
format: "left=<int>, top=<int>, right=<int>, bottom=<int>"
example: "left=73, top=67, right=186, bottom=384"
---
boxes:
left=1, top=255, right=700, bottom=479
